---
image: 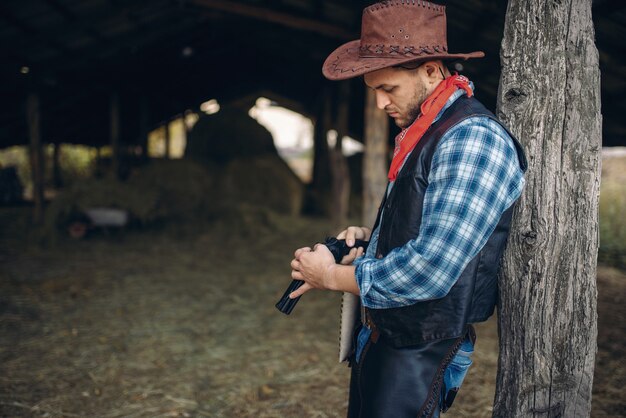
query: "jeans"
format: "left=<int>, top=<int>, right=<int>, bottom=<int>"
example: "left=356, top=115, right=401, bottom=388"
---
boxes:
left=440, top=334, right=474, bottom=413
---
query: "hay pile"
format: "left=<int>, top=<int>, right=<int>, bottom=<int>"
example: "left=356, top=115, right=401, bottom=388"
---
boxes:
left=185, top=106, right=276, bottom=163
left=43, top=156, right=303, bottom=241
left=216, top=156, right=303, bottom=216
left=43, top=160, right=211, bottom=234
left=43, top=106, right=305, bottom=241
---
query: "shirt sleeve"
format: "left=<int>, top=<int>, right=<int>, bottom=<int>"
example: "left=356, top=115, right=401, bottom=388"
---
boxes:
left=353, top=117, right=525, bottom=309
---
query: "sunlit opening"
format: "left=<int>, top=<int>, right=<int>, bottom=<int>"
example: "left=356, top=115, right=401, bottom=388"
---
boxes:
left=249, top=97, right=314, bottom=183
left=200, top=99, right=220, bottom=115
left=147, top=112, right=198, bottom=159
left=326, top=130, right=365, bottom=157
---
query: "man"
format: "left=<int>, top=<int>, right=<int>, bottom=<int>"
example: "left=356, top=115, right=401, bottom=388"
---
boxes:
left=289, top=2, right=527, bottom=417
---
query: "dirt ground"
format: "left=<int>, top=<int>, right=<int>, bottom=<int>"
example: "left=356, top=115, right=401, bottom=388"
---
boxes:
left=0, top=208, right=624, bottom=418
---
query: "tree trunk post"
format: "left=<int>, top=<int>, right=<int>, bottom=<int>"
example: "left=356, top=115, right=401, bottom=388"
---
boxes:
left=330, top=82, right=351, bottom=230
left=362, top=88, right=389, bottom=229
left=140, top=96, right=150, bottom=160
left=110, top=91, right=121, bottom=179
left=26, top=93, right=45, bottom=224
left=494, top=1, right=600, bottom=417
left=53, top=142, right=62, bottom=188
left=309, top=87, right=332, bottom=216
left=181, top=112, right=190, bottom=155
left=164, top=121, right=171, bottom=159
left=95, top=146, right=103, bottom=178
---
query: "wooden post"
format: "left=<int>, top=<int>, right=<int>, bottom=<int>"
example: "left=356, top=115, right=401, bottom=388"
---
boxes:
left=493, top=0, right=600, bottom=416
left=164, top=122, right=171, bottom=159
left=330, top=82, right=351, bottom=230
left=95, top=146, right=103, bottom=178
left=140, top=97, right=150, bottom=160
left=362, top=88, right=389, bottom=229
left=309, top=87, right=332, bottom=215
left=52, top=143, right=62, bottom=188
left=110, top=92, right=120, bottom=179
left=181, top=112, right=189, bottom=156
left=27, top=93, right=45, bottom=224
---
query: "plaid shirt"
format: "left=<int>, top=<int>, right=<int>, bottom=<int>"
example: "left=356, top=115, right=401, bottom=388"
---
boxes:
left=353, top=87, right=525, bottom=310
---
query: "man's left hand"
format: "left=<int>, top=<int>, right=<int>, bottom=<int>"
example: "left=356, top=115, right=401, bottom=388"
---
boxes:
left=289, top=244, right=337, bottom=299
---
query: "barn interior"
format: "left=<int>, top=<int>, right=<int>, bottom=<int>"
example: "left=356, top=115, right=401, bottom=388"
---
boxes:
left=2, top=0, right=624, bottom=150
left=0, top=1, right=624, bottom=417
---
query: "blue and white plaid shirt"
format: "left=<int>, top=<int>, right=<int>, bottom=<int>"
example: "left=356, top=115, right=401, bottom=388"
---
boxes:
left=353, top=85, right=525, bottom=359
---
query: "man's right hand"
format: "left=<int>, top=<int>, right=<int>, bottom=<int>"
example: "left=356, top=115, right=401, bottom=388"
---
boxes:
left=336, top=226, right=372, bottom=265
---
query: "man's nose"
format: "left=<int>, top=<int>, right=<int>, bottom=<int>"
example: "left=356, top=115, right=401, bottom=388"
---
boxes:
left=375, top=91, right=390, bottom=110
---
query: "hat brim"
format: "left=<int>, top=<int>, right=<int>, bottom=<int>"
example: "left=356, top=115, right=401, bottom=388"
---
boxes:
left=322, top=40, right=485, bottom=81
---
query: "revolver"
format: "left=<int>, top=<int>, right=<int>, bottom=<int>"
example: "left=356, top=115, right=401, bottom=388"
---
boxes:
left=275, top=237, right=369, bottom=315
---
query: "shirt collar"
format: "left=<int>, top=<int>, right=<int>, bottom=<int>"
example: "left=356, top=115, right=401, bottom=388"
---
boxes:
left=432, top=81, right=475, bottom=125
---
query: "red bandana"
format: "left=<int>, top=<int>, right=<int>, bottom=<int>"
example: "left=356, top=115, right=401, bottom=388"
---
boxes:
left=388, top=75, right=473, bottom=181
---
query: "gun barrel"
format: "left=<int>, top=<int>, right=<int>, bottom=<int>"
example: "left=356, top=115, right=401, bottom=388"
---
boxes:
left=275, top=279, right=304, bottom=315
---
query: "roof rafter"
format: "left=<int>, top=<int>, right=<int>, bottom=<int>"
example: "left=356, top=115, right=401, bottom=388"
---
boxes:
left=188, top=0, right=356, bottom=40
left=42, top=0, right=107, bottom=44
left=0, top=2, right=70, bottom=60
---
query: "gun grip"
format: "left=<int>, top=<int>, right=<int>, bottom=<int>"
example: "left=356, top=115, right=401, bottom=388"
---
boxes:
left=275, top=238, right=369, bottom=315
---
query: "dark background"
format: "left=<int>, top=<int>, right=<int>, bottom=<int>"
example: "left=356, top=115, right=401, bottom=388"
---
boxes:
left=1, top=0, right=624, bottom=150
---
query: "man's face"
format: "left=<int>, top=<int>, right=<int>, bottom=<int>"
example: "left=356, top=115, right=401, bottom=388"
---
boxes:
left=363, top=65, right=434, bottom=129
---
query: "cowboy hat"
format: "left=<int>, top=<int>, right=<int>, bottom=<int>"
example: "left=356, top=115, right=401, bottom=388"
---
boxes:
left=322, top=1, right=484, bottom=81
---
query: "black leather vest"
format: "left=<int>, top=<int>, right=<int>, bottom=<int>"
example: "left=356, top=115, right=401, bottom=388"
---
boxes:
left=367, top=96, right=527, bottom=348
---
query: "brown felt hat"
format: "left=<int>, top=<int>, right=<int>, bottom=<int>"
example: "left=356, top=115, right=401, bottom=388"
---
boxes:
left=322, top=1, right=484, bottom=80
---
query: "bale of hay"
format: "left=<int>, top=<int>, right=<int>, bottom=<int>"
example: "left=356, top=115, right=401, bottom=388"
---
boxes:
left=41, top=154, right=303, bottom=242
left=185, top=106, right=276, bottom=163
left=42, top=160, right=215, bottom=241
left=216, top=155, right=304, bottom=216
left=127, top=159, right=217, bottom=220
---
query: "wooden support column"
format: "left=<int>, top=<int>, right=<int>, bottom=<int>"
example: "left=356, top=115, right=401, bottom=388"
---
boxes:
left=110, top=92, right=120, bottom=179
left=52, top=142, right=63, bottom=188
left=362, top=88, right=389, bottom=228
left=27, top=93, right=45, bottom=224
left=309, top=87, right=332, bottom=215
left=181, top=112, right=190, bottom=154
left=139, top=97, right=150, bottom=160
left=95, top=146, right=103, bottom=178
left=164, top=122, right=171, bottom=159
left=330, top=82, right=351, bottom=230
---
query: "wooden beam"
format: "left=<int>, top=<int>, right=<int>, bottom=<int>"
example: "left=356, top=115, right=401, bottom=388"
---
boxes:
left=164, top=122, right=171, bottom=159
left=95, top=146, right=103, bottom=177
left=362, top=87, right=388, bottom=228
left=110, top=92, right=121, bottom=179
left=43, top=0, right=108, bottom=45
left=189, top=0, right=356, bottom=40
left=139, top=97, right=150, bottom=160
left=53, top=143, right=63, bottom=188
left=309, top=86, right=332, bottom=216
left=0, top=3, right=72, bottom=59
left=26, top=93, right=45, bottom=224
left=330, top=82, right=351, bottom=229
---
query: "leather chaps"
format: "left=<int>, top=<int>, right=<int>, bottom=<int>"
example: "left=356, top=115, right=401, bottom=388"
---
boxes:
left=347, top=328, right=470, bottom=418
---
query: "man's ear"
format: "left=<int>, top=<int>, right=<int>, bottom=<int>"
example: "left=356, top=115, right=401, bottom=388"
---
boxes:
left=422, top=61, right=439, bottom=78
left=422, top=61, right=437, bottom=78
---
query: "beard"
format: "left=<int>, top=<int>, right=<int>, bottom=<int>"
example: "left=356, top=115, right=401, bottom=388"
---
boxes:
left=393, top=82, right=430, bottom=129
